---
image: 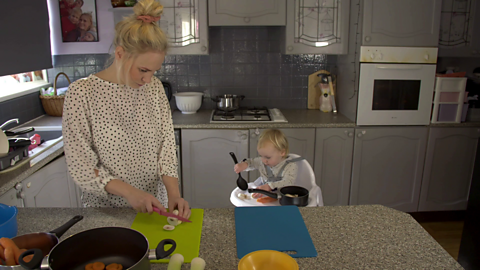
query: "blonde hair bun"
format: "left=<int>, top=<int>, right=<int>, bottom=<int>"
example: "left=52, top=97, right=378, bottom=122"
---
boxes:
left=132, top=0, right=163, bottom=18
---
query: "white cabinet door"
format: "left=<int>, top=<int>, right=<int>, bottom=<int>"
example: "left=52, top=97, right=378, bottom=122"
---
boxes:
left=0, top=188, right=22, bottom=207
left=112, top=0, right=209, bottom=55
left=182, top=129, right=249, bottom=208
left=248, top=128, right=315, bottom=182
left=418, top=127, right=480, bottom=211
left=314, top=128, right=354, bottom=206
left=350, top=127, right=428, bottom=212
left=208, top=0, right=286, bottom=26
left=284, top=0, right=350, bottom=54
left=23, top=156, right=79, bottom=208
left=438, top=0, right=480, bottom=57
left=362, top=0, right=442, bottom=47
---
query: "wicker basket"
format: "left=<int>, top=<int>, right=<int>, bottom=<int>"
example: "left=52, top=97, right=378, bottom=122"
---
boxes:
left=40, top=72, right=71, bottom=117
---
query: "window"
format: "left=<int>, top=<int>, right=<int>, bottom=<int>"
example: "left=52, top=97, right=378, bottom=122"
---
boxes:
left=0, top=70, right=50, bottom=102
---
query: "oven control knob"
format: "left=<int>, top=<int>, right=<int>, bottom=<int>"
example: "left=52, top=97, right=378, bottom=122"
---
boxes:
left=424, top=54, right=429, bottom=60
left=364, top=36, right=371, bottom=43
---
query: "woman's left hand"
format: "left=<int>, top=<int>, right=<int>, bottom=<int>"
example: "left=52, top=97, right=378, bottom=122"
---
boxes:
left=168, top=196, right=191, bottom=219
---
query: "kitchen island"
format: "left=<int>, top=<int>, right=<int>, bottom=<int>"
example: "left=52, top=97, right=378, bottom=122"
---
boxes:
left=15, top=205, right=462, bottom=269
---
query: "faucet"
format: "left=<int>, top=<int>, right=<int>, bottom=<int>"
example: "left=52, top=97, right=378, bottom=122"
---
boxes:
left=0, top=118, right=19, bottom=130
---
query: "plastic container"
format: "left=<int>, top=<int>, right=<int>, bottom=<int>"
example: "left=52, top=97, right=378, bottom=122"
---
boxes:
left=0, top=203, right=18, bottom=238
left=173, top=92, right=203, bottom=114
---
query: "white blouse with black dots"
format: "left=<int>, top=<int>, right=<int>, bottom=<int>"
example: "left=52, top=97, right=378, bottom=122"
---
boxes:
left=62, top=74, right=178, bottom=207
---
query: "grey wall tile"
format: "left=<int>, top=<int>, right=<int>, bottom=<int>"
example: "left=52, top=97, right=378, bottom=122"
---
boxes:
left=28, top=27, right=336, bottom=113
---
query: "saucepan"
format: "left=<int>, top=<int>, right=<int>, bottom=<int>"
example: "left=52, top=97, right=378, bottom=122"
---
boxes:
left=20, top=227, right=176, bottom=270
left=211, top=94, right=245, bottom=111
left=0, top=215, right=83, bottom=269
left=248, top=186, right=309, bottom=207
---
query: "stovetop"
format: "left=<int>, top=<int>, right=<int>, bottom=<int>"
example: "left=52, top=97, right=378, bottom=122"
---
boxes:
left=210, top=107, right=288, bottom=123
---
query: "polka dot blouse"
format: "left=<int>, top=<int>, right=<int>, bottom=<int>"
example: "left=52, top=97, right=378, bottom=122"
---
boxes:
left=62, top=74, right=178, bottom=207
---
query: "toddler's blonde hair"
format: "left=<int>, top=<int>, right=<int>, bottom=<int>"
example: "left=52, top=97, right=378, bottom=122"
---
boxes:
left=69, top=7, right=82, bottom=17
left=110, top=0, right=168, bottom=85
left=257, top=129, right=289, bottom=155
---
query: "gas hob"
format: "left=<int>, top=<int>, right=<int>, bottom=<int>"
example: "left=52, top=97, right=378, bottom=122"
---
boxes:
left=210, top=107, right=288, bottom=123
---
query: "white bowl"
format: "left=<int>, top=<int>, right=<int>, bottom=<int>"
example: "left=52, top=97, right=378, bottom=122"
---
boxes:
left=173, top=92, right=203, bottom=114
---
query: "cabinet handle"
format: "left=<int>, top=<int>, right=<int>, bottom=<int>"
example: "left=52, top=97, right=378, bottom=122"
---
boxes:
left=17, top=192, right=25, bottom=199
left=201, top=46, right=207, bottom=52
left=424, top=54, right=429, bottom=60
left=364, top=36, right=371, bottom=42
left=244, top=17, right=251, bottom=23
left=348, top=132, right=354, bottom=137
left=15, top=183, right=22, bottom=190
left=251, top=133, right=257, bottom=138
left=357, top=133, right=363, bottom=138
left=240, top=134, right=248, bottom=140
left=287, top=46, right=293, bottom=51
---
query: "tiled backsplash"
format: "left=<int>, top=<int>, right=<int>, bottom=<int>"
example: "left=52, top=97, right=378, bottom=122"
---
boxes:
left=47, top=26, right=336, bottom=109
left=0, top=92, right=45, bottom=127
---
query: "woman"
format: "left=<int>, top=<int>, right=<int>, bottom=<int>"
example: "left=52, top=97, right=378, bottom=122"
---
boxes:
left=64, top=12, right=93, bottom=42
left=62, top=0, right=190, bottom=218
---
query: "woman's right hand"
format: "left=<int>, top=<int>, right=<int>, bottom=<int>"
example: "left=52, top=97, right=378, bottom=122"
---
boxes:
left=234, top=162, right=248, bottom=173
left=124, top=186, right=166, bottom=214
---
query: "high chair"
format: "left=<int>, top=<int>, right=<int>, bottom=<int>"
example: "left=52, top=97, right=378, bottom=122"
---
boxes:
left=230, top=153, right=324, bottom=207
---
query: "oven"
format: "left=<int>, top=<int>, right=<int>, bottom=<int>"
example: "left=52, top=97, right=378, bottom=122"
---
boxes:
left=357, top=46, right=438, bottom=125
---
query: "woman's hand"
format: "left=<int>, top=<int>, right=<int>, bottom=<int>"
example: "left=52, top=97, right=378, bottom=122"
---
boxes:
left=125, top=187, right=167, bottom=214
left=234, top=162, right=248, bottom=173
left=252, top=184, right=272, bottom=198
left=168, top=196, right=191, bottom=219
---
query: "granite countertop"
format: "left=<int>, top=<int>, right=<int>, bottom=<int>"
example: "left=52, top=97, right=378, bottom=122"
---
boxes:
left=14, top=205, right=462, bottom=270
left=172, top=109, right=356, bottom=128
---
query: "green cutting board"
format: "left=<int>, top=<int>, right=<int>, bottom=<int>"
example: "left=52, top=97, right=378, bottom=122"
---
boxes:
left=131, top=209, right=204, bottom=263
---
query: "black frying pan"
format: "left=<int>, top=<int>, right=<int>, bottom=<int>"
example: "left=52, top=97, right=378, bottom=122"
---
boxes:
left=249, top=186, right=309, bottom=207
left=20, top=227, right=176, bottom=270
left=12, top=215, right=83, bottom=257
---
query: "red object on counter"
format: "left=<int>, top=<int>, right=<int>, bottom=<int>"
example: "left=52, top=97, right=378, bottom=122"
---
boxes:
left=28, top=134, right=41, bottom=151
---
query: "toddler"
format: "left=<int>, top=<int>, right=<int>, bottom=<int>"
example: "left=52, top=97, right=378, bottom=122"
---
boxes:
left=234, top=129, right=304, bottom=198
left=61, top=7, right=82, bottom=40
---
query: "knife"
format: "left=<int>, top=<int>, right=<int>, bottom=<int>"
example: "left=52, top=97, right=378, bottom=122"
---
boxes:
left=152, top=206, right=192, bottom=223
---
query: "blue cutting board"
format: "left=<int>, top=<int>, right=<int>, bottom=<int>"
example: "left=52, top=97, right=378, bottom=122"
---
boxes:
left=235, top=205, right=317, bottom=259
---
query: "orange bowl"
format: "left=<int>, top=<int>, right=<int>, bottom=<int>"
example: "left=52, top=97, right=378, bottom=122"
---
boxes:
left=238, top=250, right=299, bottom=270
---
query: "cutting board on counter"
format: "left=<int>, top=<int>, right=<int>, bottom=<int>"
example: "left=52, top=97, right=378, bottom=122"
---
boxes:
left=131, top=209, right=204, bottom=263
left=235, top=206, right=317, bottom=259
left=308, top=70, right=336, bottom=109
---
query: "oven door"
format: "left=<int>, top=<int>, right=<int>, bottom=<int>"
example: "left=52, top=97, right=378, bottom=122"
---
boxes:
left=357, top=63, right=436, bottom=125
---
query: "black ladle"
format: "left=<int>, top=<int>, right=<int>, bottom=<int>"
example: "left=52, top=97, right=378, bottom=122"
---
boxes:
left=229, top=152, right=248, bottom=191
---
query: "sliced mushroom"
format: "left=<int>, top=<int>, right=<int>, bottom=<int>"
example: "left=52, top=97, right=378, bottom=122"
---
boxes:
left=163, top=225, right=175, bottom=231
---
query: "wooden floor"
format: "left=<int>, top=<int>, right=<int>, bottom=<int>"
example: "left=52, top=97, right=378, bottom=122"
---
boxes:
left=418, top=221, right=464, bottom=260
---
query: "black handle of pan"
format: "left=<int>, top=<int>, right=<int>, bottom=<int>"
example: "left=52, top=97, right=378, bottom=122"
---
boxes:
left=155, top=239, right=177, bottom=259
left=19, top=248, right=44, bottom=270
left=49, top=215, right=83, bottom=238
left=248, top=189, right=279, bottom=199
